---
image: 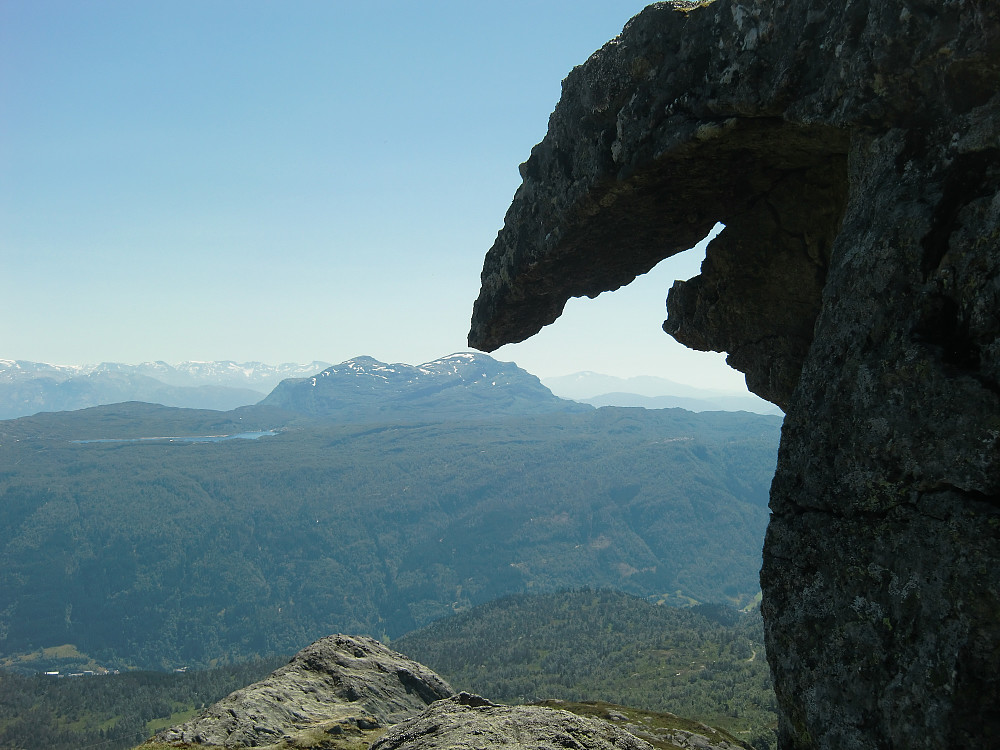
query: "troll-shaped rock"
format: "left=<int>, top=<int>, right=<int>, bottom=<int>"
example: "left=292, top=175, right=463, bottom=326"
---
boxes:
left=469, top=1, right=1000, bottom=748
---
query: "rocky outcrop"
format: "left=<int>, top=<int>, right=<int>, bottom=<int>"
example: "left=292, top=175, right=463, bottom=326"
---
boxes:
left=146, top=634, right=454, bottom=748
left=469, top=1, right=1000, bottom=748
left=141, top=640, right=754, bottom=750
left=371, top=693, right=655, bottom=750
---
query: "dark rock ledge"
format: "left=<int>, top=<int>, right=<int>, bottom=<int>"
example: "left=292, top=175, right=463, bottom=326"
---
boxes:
left=469, top=1, right=999, bottom=749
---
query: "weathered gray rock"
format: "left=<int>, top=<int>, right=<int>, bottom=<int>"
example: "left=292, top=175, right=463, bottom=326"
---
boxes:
left=469, top=1, right=1000, bottom=748
left=148, top=634, right=454, bottom=747
left=370, top=693, right=654, bottom=750
left=532, top=699, right=753, bottom=750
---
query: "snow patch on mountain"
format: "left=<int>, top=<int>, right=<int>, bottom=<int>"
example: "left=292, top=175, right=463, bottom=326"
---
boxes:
left=0, top=359, right=332, bottom=389
left=260, top=353, right=589, bottom=421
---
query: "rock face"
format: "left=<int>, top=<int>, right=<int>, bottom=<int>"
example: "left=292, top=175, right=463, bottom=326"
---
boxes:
left=371, top=693, right=655, bottom=750
left=469, top=2, right=1000, bottom=748
left=149, top=634, right=454, bottom=747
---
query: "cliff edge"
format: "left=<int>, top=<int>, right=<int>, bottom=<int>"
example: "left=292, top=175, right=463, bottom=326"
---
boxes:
left=469, top=1, right=999, bottom=748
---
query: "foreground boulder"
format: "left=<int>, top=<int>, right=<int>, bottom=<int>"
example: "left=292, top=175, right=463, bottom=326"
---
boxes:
left=371, top=693, right=654, bottom=750
left=143, top=634, right=454, bottom=748
left=469, top=1, right=999, bottom=748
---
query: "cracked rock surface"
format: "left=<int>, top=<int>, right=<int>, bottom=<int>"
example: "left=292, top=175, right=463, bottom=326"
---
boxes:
left=469, top=1, right=1000, bottom=748
left=371, top=694, right=655, bottom=750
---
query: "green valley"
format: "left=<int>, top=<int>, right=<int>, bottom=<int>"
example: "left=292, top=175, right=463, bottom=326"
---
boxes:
left=0, top=403, right=779, bottom=671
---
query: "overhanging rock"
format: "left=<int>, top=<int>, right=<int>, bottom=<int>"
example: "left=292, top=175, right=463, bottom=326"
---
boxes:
left=469, top=1, right=1000, bottom=748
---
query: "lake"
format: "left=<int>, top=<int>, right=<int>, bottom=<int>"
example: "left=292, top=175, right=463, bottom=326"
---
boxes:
left=71, top=430, right=279, bottom=444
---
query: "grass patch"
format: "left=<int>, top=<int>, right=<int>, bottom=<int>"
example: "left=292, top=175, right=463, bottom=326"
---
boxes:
left=0, top=643, right=117, bottom=675
left=146, top=707, right=200, bottom=735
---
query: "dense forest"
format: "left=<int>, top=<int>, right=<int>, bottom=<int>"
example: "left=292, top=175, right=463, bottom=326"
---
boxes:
left=0, top=657, right=286, bottom=750
left=0, top=404, right=779, bottom=671
left=394, top=590, right=776, bottom=749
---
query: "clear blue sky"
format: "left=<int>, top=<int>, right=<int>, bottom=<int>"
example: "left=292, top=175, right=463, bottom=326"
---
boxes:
left=1, top=0, right=747, bottom=390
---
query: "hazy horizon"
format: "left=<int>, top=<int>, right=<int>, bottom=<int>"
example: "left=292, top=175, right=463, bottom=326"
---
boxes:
left=2, top=350, right=762, bottom=396
left=2, top=1, right=747, bottom=391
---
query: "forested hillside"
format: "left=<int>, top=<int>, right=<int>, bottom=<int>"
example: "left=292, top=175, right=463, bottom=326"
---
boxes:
left=394, top=590, right=777, bottom=748
left=0, top=403, right=779, bottom=671
left=0, top=657, right=286, bottom=750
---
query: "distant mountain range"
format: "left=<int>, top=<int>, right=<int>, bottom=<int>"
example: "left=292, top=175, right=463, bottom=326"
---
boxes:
left=542, top=372, right=782, bottom=415
left=0, top=359, right=331, bottom=419
left=0, top=357, right=780, bottom=419
left=0, top=359, right=332, bottom=388
left=261, top=353, right=590, bottom=420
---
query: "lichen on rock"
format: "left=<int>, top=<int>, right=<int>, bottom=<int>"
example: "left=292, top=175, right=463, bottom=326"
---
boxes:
left=371, top=693, right=655, bottom=750
left=469, top=1, right=1000, bottom=748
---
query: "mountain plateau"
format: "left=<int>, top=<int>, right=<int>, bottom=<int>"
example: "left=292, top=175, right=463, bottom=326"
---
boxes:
left=261, top=353, right=592, bottom=420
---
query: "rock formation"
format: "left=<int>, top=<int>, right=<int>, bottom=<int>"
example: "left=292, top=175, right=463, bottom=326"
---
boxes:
left=140, top=641, right=750, bottom=750
left=145, top=634, right=454, bottom=748
left=469, top=1, right=1000, bottom=748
